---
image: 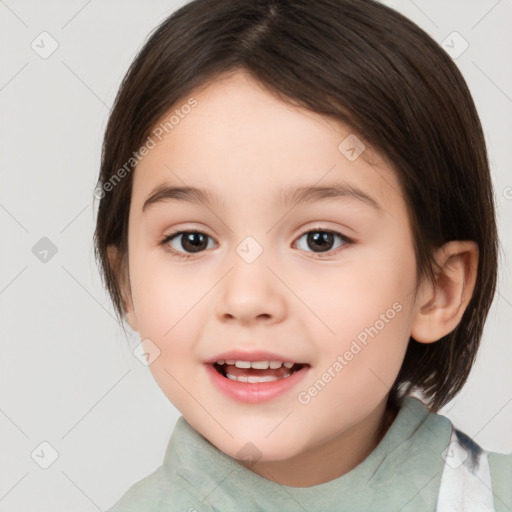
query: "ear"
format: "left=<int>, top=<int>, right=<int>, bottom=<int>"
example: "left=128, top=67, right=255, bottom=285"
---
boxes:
left=107, top=245, right=138, bottom=332
left=411, top=241, right=478, bottom=344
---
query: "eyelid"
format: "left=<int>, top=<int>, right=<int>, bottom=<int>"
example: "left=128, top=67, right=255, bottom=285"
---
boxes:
left=160, top=228, right=216, bottom=259
left=292, top=226, right=353, bottom=258
left=295, top=222, right=354, bottom=241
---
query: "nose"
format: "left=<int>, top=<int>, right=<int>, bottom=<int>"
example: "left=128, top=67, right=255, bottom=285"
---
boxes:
left=214, top=248, right=287, bottom=326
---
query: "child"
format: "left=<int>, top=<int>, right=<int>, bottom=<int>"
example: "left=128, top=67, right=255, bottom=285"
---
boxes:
left=94, top=0, right=511, bottom=510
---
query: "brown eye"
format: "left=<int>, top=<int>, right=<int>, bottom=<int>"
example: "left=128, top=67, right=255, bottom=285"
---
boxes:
left=162, top=231, right=215, bottom=257
left=295, top=229, right=350, bottom=255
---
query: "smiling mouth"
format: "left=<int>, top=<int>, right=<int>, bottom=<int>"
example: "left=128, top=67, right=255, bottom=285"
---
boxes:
left=213, top=360, right=308, bottom=383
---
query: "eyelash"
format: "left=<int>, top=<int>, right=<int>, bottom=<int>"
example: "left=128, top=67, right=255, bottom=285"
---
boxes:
left=159, top=227, right=353, bottom=261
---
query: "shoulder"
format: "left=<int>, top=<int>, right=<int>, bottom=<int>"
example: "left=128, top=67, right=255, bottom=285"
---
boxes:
left=487, top=449, right=512, bottom=511
left=106, top=417, right=216, bottom=512
left=397, top=397, right=511, bottom=510
left=105, top=465, right=213, bottom=512
left=437, top=426, right=512, bottom=512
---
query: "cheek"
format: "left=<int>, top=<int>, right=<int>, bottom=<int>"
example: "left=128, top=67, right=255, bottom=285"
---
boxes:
left=129, top=249, right=203, bottom=349
left=290, top=246, right=416, bottom=339
left=296, top=247, right=416, bottom=399
left=299, top=306, right=412, bottom=426
left=129, top=259, right=209, bottom=407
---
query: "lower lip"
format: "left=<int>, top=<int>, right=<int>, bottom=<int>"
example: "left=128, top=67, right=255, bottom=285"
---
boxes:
left=205, top=363, right=310, bottom=404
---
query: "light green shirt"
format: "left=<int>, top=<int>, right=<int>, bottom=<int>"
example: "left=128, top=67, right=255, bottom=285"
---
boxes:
left=107, top=396, right=512, bottom=511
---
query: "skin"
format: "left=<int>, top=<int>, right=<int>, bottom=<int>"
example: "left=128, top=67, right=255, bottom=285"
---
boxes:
left=108, top=70, right=478, bottom=487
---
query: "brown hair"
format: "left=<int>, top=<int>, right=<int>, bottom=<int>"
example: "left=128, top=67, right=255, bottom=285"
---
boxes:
left=93, top=0, right=498, bottom=412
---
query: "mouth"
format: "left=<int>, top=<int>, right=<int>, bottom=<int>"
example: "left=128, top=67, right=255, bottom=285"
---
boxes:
left=212, top=359, right=308, bottom=383
left=205, top=352, right=311, bottom=403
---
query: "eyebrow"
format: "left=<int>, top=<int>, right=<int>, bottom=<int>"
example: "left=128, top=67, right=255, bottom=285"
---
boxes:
left=142, top=182, right=382, bottom=213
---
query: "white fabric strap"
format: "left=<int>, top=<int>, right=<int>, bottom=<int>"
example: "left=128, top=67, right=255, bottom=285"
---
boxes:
left=436, top=428, right=495, bottom=511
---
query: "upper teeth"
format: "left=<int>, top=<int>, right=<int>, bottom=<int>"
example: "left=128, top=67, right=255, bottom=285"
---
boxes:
left=216, top=360, right=294, bottom=369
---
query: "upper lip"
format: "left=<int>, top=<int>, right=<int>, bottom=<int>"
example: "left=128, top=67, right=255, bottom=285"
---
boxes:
left=204, top=350, right=307, bottom=365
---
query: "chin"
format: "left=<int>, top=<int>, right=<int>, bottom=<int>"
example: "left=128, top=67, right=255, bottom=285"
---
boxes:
left=182, top=407, right=311, bottom=462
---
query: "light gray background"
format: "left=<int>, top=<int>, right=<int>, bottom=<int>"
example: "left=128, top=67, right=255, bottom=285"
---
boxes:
left=0, top=0, right=511, bottom=510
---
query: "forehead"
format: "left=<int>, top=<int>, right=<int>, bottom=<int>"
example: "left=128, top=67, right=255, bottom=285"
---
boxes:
left=131, top=70, right=403, bottom=215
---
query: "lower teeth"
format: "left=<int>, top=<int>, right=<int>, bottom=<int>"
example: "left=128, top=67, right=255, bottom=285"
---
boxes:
left=225, top=372, right=292, bottom=383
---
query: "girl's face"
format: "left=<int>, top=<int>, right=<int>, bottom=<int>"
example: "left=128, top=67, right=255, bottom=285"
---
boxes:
left=122, top=70, right=421, bottom=483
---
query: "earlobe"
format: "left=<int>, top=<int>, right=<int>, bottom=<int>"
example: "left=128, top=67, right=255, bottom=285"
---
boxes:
left=411, top=241, right=479, bottom=344
left=107, top=245, right=138, bottom=332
